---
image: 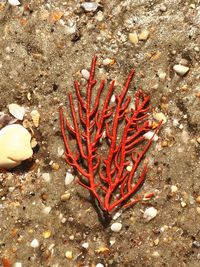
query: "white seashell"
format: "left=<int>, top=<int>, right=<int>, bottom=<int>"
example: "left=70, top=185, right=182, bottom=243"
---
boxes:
left=81, top=69, right=90, bottom=80
left=0, top=124, right=33, bottom=169
left=143, top=207, right=158, bottom=222
left=30, top=110, right=40, bottom=127
left=8, top=0, right=21, bottom=6
left=143, top=131, right=158, bottom=141
left=112, top=211, right=122, bottom=220
left=111, top=94, right=116, bottom=103
left=82, top=242, right=89, bottom=249
left=110, top=222, right=122, bottom=232
left=173, top=64, right=189, bottom=76
left=30, top=239, right=40, bottom=248
left=42, top=206, right=52, bottom=215
left=81, top=2, right=99, bottom=12
left=8, top=103, right=25, bottom=120
left=65, top=171, right=74, bottom=185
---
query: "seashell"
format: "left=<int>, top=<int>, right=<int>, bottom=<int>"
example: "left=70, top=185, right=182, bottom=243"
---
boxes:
left=153, top=112, right=167, bottom=124
left=143, top=207, right=158, bottom=222
left=8, top=0, right=21, bottom=6
left=81, top=69, right=90, bottom=80
left=110, top=222, right=122, bottom=232
left=30, top=110, right=40, bottom=127
left=65, top=171, right=74, bottom=185
left=0, top=124, right=33, bottom=169
left=81, top=2, right=100, bottom=12
left=8, top=103, right=25, bottom=120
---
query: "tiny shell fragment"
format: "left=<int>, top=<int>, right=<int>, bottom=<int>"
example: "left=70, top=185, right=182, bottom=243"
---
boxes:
left=143, top=131, right=158, bottom=141
left=30, top=110, right=40, bottom=127
left=111, top=222, right=122, bottom=232
left=8, top=103, right=25, bottom=120
left=173, top=64, right=189, bottom=76
left=153, top=112, right=167, bottom=124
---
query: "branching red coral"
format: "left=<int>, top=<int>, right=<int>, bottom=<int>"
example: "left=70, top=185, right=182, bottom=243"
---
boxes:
left=59, top=56, right=161, bottom=214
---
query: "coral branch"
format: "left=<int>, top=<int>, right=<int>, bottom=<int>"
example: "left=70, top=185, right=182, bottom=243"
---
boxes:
left=59, top=56, right=161, bottom=215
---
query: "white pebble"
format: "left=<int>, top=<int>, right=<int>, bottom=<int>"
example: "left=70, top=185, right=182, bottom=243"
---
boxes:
left=96, top=264, right=104, bottom=267
left=111, top=94, right=116, bottom=103
left=42, top=206, right=51, bottom=215
left=30, top=239, right=40, bottom=248
left=81, top=69, right=90, bottom=80
left=112, top=211, right=122, bottom=220
left=12, top=263, right=22, bottom=267
left=42, top=173, right=51, bottom=183
left=171, top=185, right=178, bottom=193
left=8, top=103, right=25, bottom=120
left=143, top=207, right=158, bottom=222
left=8, top=0, right=21, bottom=6
left=0, top=124, right=33, bottom=169
left=111, top=222, right=122, bottom=232
left=129, top=32, right=139, bottom=45
left=65, top=171, right=74, bottom=185
left=173, top=64, right=189, bottom=76
left=81, top=2, right=99, bottom=12
left=138, top=29, right=150, bottom=41
left=143, top=131, right=158, bottom=141
left=82, top=242, right=89, bottom=249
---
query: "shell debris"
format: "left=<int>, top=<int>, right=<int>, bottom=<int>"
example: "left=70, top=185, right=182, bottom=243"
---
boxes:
left=30, top=110, right=40, bottom=127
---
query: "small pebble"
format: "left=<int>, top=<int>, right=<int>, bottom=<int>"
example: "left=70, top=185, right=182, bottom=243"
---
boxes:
left=42, top=173, right=51, bottom=183
left=30, top=110, right=40, bottom=127
left=159, top=4, right=167, bottom=12
left=196, top=137, right=200, bottom=144
left=81, top=69, right=90, bottom=80
left=81, top=2, right=99, bottom=12
left=143, top=207, right=158, bottom=222
left=153, top=112, right=167, bottom=124
left=42, top=230, right=51, bottom=239
left=173, top=64, right=189, bottom=76
left=42, top=206, right=51, bottom=215
left=65, top=171, right=74, bottom=185
left=82, top=242, right=89, bottom=249
left=152, top=251, right=160, bottom=258
left=171, top=185, right=178, bottom=193
left=96, top=264, right=104, bottom=267
left=129, top=32, right=139, bottom=45
left=143, top=131, right=158, bottom=141
left=103, top=58, right=115, bottom=66
left=181, top=201, right=187, bottom=208
left=196, top=196, right=200, bottom=203
left=111, top=94, right=116, bottom=103
left=65, top=250, right=73, bottom=259
left=30, top=239, right=40, bottom=248
left=61, top=192, right=71, bottom=201
left=112, top=211, right=122, bottom=220
left=111, top=222, right=122, bottom=232
left=138, top=29, right=150, bottom=41
left=12, top=263, right=22, bottom=267
left=8, top=0, right=21, bottom=6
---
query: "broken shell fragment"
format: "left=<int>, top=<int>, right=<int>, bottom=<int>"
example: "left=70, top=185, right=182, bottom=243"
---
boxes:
left=173, top=64, right=189, bottom=76
left=8, top=103, right=25, bottom=120
left=81, top=2, right=100, bottom=12
left=30, top=110, right=40, bottom=127
left=143, top=131, right=158, bottom=141
left=0, top=124, right=33, bottom=169
left=8, top=0, right=21, bottom=6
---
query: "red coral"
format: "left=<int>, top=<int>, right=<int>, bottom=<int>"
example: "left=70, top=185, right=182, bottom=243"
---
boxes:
left=59, top=56, right=160, bottom=215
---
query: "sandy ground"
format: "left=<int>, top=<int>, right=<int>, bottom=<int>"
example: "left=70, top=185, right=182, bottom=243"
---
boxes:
left=0, top=0, right=200, bottom=266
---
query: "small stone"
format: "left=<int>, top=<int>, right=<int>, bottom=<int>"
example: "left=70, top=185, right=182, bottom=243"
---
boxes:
left=143, top=131, right=158, bottom=141
left=30, top=239, right=40, bottom=248
left=181, top=201, right=187, bottom=207
left=143, top=207, right=158, bottom=222
left=103, top=58, right=115, bottom=66
left=173, top=64, right=189, bottom=76
left=65, top=250, right=73, bottom=259
left=8, top=103, right=25, bottom=120
left=12, top=263, right=22, bottom=267
left=111, top=222, right=122, bottom=232
left=159, top=4, right=167, bottom=12
left=52, top=162, right=60, bottom=170
left=82, top=242, right=89, bottom=249
left=8, top=0, right=21, bottom=6
left=194, top=47, right=199, bottom=52
left=112, top=211, right=122, bottom=220
left=196, top=196, right=200, bottom=203
left=42, top=230, right=51, bottom=239
left=129, top=32, right=139, bottom=45
left=152, top=251, right=160, bottom=258
left=81, top=69, right=90, bottom=80
left=158, top=71, right=167, bottom=81
left=171, top=185, right=178, bottom=193
left=65, top=171, right=74, bottom=185
left=111, top=94, right=116, bottom=103
left=96, top=264, right=104, bottom=267
left=42, top=206, right=51, bottom=215
left=197, top=137, right=200, bottom=144
left=61, top=192, right=71, bottom=201
left=138, top=29, right=150, bottom=41
left=81, top=2, right=99, bottom=12
left=30, top=110, right=40, bottom=127
left=42, top=173, right=51, bottom=183
left=153, top=112, right=167, bottom=124
left=179, top=58, right=189, bottom=66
